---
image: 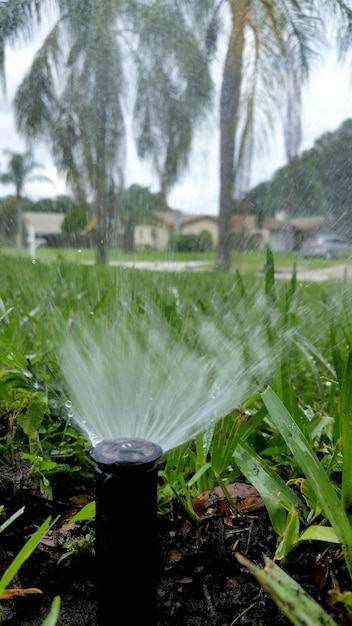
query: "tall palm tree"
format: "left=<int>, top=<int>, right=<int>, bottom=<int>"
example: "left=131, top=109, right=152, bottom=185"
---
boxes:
left=215, top=0, right=352, bottom=271
left=5, top=0, right=213, bottom=264
left=0, top=150, right=51, bottom=248
left=282, top=40, right=303, bottom=252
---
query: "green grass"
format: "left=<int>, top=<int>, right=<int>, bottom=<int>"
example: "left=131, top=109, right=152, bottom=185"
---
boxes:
left=1, top=245, right=351, bottom=273
left=1, top=248, right=352, bottom=624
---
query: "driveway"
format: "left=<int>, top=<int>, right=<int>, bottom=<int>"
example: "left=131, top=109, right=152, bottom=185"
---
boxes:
left=275, top=264, right=352, bottom=282
left=107, top=260, right=211, bottom=271
left=85, top=259, right=352, bottom=280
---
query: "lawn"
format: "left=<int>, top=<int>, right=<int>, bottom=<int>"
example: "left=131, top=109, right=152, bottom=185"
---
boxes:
left=1, top=244, right=350, bottom=274
left=0, top=249, right=352, bottom=625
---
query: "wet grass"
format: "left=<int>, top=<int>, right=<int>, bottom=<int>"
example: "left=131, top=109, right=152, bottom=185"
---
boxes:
left=1, top=245, right=352, bottom=273
left=1, top=249, right=352, bottom=624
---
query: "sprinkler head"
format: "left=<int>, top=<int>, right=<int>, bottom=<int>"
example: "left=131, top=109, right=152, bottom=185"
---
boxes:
left=92, top=437, right=163, bottom=625
left=92, top=437, right=163, bottom=471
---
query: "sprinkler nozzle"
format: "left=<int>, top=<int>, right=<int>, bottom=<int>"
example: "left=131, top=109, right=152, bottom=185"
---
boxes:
left=92, top=437, right=163, bottom=625
left=92, top=437, right=163, bottom=470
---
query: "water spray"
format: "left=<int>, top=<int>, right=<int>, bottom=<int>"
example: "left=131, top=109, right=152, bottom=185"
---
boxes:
left=91, top=437, right=163, bottom=625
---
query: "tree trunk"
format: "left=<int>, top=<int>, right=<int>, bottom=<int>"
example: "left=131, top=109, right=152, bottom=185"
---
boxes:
left=285, top=155, right=298, bottom=251
left=95, top=184, right=109, bottom=265
left=123, top=220, right=135, bottom=253
left=16, top=195, right=23, bottom=249
left=216, top=2, right=246, bottom=271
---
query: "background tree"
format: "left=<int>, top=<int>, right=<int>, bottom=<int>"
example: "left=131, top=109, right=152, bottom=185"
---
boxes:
left=215, top=0, right=352, bottom=270
left=62, top=206, right=93, bottom=234
left=0, top=150, right=51, bottom=248
left=215, top=0, right=322, bottom=270
left=0, top=196, right=17, bottom=245
left=282, top=39, right=303, bottom=252
left=31, top=195, right=75, bottom=213
left=9, top=0, right=213, bottom=264
left=247, top=118, right=352, bottom=233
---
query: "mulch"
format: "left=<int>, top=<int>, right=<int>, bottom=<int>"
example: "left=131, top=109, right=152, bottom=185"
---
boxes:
left=0, top=480, right=351, bottom=625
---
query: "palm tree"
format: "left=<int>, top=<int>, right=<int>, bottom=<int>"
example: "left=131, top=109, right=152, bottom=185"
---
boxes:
left=282, top=40, right=303, bottom=252
left=0, top=150, right=51, bottom=248
left=6, top=0, right=213, bottom=264
left=215, top=0, right=352, bottom=271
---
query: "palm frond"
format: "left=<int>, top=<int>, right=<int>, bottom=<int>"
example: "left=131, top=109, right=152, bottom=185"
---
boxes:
left=0, top=0, right=49, bottom=91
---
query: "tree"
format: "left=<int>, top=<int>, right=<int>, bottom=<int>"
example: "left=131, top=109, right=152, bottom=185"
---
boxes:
left=215, top=0, right=352, bottom=271
left=62, top=207, right=92, bottom=234
left=215, top=1, right=316, bottom=269
left=281, top=39, right=303, bottom=252
left=247, top=119, right=352, bottom=230
left=0, top=196, right=17, bottom=244
left=0, top=150, right=51, bottom=248
left=5, top=0, right=213, bottom=264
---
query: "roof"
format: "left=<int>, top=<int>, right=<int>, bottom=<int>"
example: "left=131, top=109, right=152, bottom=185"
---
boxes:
left=263, top=215, right=332, bottom=233
left=23, top=212, right=65, bottom=235
left=290, top=216, right=334, bottom=232
left=153, top=211, right=218, bottom=226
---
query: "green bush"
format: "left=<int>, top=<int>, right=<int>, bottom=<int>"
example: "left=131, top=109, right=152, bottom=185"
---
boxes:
left=61, top=209, right=92, bottom=234
left=168, top=230, right=212, bottom=252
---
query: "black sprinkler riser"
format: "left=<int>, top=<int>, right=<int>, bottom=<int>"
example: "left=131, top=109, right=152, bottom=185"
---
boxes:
left=92, top=438, right=163, bottom=626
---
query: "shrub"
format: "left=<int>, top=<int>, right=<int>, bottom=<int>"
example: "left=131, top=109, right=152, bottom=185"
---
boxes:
left=61, top=209, right=92, bottom=234
left=168, top=230, right=213, bottom=252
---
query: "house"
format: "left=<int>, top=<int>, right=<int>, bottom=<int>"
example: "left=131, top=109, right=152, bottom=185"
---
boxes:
left=134, top=211, right=219, bottom=251
left=230, top=214, right=265, bottom=248
left=21, top=208, right=333, bottom=253
left=263, top=214, right=335, bottom=251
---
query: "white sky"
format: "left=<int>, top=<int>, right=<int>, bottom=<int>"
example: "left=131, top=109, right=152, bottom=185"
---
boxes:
left=1, top=17, right=352, bottom=215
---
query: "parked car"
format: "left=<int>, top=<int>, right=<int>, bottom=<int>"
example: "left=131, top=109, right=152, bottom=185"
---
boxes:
left=301, top=234, right=352, bottom=259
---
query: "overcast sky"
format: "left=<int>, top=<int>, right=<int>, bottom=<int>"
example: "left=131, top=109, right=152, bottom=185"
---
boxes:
left=1, top=17, right=352, bottom=216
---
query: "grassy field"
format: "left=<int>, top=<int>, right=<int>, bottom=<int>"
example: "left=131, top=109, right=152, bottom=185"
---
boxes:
left=1, top=244, right=350, bottom=273
left=2, top=249, right=352, bottom=623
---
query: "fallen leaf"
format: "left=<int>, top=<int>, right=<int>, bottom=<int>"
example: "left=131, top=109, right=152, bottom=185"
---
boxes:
left=192, top=483, right=264, bottom=516
left=0, top=588, right=42, bottom=599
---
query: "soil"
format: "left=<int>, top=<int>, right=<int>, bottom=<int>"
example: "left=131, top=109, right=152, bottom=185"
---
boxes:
left=0, top=472, right=351, bottom=626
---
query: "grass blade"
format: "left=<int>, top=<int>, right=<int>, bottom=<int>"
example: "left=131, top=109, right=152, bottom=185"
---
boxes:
left=340, top=351, right=352, bottom=515
left=233, top=440, right=308, bottom=551
left=262, top=386, right=352, bottom=578
left=235, top=553, right=338, bottom=626
left=41, top=595, right=61, bottom=626
left=0, top=516, right=56, bottom=597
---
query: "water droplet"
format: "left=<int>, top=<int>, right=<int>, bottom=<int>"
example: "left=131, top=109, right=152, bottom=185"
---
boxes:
left=67, top=410, right=74, bottom=418
left=78, top=249, right=82, bottom=253
left=121, top=442, right=132, bottom=449
left=89, top=311, right=94, bottom=316
left=32, top=259, right=36, bottom=264
left=7, top=353, right=14, bottom=360
left=65, top=400, right=73, bottom=409
left=33, top=382, right=40, bottom=389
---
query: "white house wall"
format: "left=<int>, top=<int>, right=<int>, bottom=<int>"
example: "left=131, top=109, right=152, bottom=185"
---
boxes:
left=180, top=219, right=218, bottom=249
left=134, top=224, right=170, bottom=251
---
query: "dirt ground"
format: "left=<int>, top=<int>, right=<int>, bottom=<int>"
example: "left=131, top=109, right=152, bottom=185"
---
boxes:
left=0, top=477, right=351, bottom=626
